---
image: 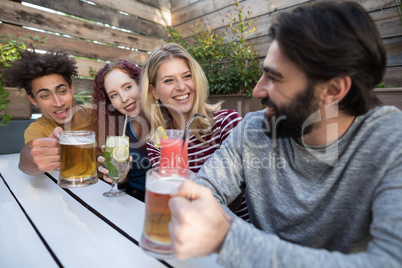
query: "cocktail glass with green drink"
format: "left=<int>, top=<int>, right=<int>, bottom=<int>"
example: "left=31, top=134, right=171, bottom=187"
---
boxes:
left=103, top=135, right=130, bottom=197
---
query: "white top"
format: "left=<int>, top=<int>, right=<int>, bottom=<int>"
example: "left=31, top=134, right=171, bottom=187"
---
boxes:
left=0, top=153, right=221, bottom=268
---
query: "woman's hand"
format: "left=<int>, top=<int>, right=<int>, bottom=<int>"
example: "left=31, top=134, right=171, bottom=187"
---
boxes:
left=97, top=145, right=132, bottom=183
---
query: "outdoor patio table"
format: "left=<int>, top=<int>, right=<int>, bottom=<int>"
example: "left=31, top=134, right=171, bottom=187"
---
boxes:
left=0, top=153, right=222, bottom=268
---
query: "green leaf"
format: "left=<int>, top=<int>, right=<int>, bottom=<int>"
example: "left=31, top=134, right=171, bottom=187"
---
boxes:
left=0, top=104, right=8, bottom=111
left=104, top=150, right=111, bottom=162
left=0, top=114, right=12, bottom=125
left=0, top=92, right=10, bottom=99
left=103, top=151, right=118, bottom=178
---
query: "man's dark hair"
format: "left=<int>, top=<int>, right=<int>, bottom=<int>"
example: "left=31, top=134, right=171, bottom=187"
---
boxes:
left=2, top=50, right=78, bottom=97
left=270, top=0, right=386, bottom=116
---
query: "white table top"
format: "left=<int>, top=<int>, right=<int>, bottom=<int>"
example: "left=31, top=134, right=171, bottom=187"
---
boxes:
left=0, top=153, right=222, bottom=268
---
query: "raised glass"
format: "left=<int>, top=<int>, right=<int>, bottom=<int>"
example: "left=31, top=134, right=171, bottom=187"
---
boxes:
left=58, top=131, right=97, bottom=188
left=103, top=135, right=130, bottom=197
left=158, top=129, right=189, bottom=171
left=140, top=167, right=195, bottom=259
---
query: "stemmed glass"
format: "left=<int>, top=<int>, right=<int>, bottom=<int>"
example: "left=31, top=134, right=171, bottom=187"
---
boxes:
left=103, top=135, right=129, bottom=197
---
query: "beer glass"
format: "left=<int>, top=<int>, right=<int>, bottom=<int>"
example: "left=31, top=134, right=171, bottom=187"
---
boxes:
left=58, top=131, right=97, bottom=188
left=140, top=167, right=195, bottom=259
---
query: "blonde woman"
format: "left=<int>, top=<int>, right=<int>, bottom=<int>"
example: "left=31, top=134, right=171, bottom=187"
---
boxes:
left=141, top=42, right=248, bottom=221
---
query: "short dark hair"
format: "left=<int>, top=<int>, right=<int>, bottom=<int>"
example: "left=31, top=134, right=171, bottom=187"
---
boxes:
left=270, top=0, right=386, bottom=116
left=2, top=50, right=78, bottom=97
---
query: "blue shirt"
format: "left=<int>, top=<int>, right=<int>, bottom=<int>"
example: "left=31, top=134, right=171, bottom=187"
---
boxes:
left=125, top=121, right=151, bottom=193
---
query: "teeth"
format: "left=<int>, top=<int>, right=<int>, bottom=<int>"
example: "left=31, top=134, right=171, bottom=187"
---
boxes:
left=55, top=110, right=66, bottom=114
left=174, top=94, right=189, bottom=100
left=125, top=102, right=135, bottom=109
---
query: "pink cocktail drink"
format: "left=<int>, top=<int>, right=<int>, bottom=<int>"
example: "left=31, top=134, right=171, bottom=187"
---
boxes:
left=160, top=137, right=188, bottom=170
left=158, top=129, right=189, bottom=174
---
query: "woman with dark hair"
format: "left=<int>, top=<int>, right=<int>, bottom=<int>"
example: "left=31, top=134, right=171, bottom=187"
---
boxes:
left=91, top=60, right=150, bottom=201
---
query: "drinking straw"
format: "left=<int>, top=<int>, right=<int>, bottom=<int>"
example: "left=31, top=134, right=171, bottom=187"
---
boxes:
left=182, top=113, right=206, bottom=149
left=122, top=115, right=128, bottom=137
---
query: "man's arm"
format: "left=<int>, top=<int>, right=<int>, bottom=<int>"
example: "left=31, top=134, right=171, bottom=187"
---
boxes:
left=19, top=127, right=63, bottom=176
left=169, top=179, right=402, bottom=268
left=169, top=180, right=233, bottom=260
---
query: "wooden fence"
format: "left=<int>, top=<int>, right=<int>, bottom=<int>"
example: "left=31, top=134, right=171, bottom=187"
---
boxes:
left=0, top=0, right=169, bottom=97
left=171, top=0, right=402, bottom=88
left=1, top=0, right=401, bottom=99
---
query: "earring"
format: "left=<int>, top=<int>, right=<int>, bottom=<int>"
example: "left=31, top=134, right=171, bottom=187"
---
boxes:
left=155, top=99, right=159, bottom=104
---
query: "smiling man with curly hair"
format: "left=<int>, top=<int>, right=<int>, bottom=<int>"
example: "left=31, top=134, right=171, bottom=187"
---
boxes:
left=3, top=50, right=92, bottom=175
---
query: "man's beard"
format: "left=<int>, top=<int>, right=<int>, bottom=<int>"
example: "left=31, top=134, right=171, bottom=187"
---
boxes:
left=262, top=85, right=319, bottom=139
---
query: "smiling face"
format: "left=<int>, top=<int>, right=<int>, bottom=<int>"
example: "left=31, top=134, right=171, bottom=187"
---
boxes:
left=150, top=57, right=195, bottom=123
left=104, top=69, right=141, bottom=117
left=28, top=74, right=76, bottom=125
left=253, top=40, right=320, bottom=138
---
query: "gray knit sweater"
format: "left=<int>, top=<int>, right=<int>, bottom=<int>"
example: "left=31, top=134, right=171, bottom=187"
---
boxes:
left=196, top=106, right=402, bottom=267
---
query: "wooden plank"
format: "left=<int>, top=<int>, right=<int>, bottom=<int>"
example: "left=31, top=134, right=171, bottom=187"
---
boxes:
left=23, top=0, right=167, bottom=38
left=247, top=35, right=273, bottom=58
left=371, top=7, right=402, bottom=39
left=0, top=0, right=165, bottom=52
left=383, top=36, right=402, bottom=67
left=374, top=87, right=402, bottom=110
left=377, top=94, right=402, bottom=110
left=248, top=22, right=402, bottom=62
left=248, top=35, right=402, bottom=88
left=137, top=0, right=171, bottom=10
left=89, top=0, right=171, bottom=26
left=173, top=0, right=310, bottom=34
left=171, top=0, right=201, bottom=12
left=351, top=0, right=395, bottom=12
left=227, top=6, right=402, bottom=44
left=173, top=0, right=398, bottom=39
left=74, top=58, right=107, bottom=78
left=232, top=10, right=402, bottom=58
left=172, top=0, right=240, bottom=26
left=0, top=23, right=149, bottom=66
left=374, top=87, right=402, bottom=93
left=0, top=178, right=58, bottom=267
left=383, top=66, right=402, bottom=87
left=172, top=0, right=395, bottom=27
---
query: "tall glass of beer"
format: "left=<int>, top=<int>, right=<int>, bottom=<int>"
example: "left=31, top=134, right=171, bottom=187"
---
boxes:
left=140, top=167, right=195, bottom=259
left=58, top=131, right=98, bottom=188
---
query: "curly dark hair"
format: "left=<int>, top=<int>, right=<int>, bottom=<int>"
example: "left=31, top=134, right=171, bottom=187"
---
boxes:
left=90, top=60, right=142, bottom=148
left=2, top=49, right=78, bottom=97
left=270, top=0, right=386, bottom=116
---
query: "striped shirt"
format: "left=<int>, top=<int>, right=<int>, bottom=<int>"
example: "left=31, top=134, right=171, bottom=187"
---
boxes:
left=147, top=109, right=249, bottom=221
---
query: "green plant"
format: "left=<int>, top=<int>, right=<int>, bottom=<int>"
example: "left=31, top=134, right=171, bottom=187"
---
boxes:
left=376, top=82, right=392, bottom=88
left=88, top=66, right=97, bottom=78
left=74, top=90, right=93, bottom=105
left=0, top=34, right=45, bottom=125
left=166, top=1, right=262, bottom=97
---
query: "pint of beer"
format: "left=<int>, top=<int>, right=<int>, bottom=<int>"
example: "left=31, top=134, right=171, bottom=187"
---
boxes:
left=58, top=131, right=97, bottom=188
left=140, top=167, right=195, bottom=259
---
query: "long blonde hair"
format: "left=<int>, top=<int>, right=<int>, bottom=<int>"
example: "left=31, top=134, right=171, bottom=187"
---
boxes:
left=141, top=43, right=222, bottom=142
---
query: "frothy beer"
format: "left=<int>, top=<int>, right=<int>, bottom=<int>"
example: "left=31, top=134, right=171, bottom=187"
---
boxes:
left=59, top=131, right=96, bottom=187
left=143, top=177, right=184, bottom=244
